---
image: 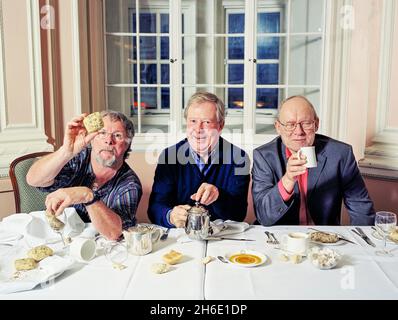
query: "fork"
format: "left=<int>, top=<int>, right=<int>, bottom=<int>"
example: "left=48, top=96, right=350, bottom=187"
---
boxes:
left=264, top=231, right=274, bottom=244
left=269, top=232, right=279, bottom=245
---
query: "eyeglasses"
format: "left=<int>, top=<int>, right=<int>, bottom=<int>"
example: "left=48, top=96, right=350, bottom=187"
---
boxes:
left=96, top=130, right=126, bottom=142
left=277, top=120, right=315, bottom=132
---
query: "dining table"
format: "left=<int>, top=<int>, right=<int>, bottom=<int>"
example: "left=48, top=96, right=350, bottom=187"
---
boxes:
left=0, top=218, right=397, bottom=300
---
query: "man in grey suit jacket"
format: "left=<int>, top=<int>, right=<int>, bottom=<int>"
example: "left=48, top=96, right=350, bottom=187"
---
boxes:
left=252, top=95, right=375, bottom=226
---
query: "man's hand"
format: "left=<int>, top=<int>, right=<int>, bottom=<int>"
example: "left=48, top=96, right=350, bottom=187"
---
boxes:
left=281, top=153, right=307, bottom=193
left=62, top=114, right=98, bottom=158
left=170, top=205, right=191, bottom=228
left=45, top=187, right=94, bottom=216
left=190, top=183, right=219, bottom=206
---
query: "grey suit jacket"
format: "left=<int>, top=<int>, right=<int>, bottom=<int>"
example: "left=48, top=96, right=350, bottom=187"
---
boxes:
left=252, top=134, right=375, bottom=226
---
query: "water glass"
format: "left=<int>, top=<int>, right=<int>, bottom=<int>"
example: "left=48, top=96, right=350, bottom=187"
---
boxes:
left=375, top=211, right=397, bottom=257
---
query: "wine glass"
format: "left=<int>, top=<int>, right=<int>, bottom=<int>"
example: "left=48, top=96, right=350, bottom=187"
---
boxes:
left=375, top=211, right=397, bottom=257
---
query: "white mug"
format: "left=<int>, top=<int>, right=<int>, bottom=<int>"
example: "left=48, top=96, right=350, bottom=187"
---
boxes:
left=298, top=146, right=317, bottom=168
left=281, top=232, right=309, bottom=254
left=69, top=237, right=96, bottom=262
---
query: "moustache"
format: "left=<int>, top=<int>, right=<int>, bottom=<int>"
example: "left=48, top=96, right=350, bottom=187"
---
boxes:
left=99, top=148, right=115, bottom=154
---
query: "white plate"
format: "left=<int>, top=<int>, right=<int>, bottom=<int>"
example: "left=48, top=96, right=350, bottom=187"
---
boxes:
left=224, top=250, right=267, bottom=267
left=370, top=231, right=398, bottom=244
left=310, top=239, right=345, bottom=246
left=0, top=255, right=75, bottom=294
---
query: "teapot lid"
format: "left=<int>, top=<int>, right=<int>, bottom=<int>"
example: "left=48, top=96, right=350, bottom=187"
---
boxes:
left=188, top=202, right=208, bottom=215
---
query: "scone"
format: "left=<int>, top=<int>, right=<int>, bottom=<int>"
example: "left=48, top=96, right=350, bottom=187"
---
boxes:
left=83, top=112, right=104, bottom=133
left=27, top=245, right=54, bottom=261
left=162, top=250, right=183, bottom=265
left=15, top=258, right=38, bottom=271
left=45, top=210, right=64, bottom=231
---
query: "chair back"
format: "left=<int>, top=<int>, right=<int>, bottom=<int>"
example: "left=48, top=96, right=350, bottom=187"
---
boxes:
left=9, top=152, right=51, bottom=213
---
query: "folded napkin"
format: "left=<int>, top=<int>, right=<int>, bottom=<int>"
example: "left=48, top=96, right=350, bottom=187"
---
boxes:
left=0, top=255, right=75, bottom=294
left=208, top=219, right=250, bottom=237
left=0, top=214, right=32, bottom=244
left=177, top=219, right=250, bottom=243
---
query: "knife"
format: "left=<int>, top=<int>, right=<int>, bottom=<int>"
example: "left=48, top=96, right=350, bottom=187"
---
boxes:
left=353, top=227, right=376, bottom=247
left=206, top=237, right=255, bottom=241
left=308, top=227, right=357, bottom=244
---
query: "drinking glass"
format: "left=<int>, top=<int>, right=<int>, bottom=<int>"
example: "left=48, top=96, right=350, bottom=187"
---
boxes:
left=375, top=211, right=397, bottom=257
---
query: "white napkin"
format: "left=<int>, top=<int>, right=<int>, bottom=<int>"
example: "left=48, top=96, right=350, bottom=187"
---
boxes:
left=177, top=219, right=250, bottom=243
left=208, top=219, right=250, bottom=237
left=25, top=208, right=85, bottom=246
left=0, top=255, right=75, bottom=294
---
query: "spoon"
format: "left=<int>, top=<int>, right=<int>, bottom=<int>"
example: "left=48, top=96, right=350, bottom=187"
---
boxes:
left=217, top=255, right=229, bottom=264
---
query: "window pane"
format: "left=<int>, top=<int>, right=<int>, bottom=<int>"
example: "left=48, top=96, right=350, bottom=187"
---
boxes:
left=256, top=88, right=279, bottom=109
left=228, top=88, right=244, bottom=109
left=290, top=0, right=324, bottom=33
left=255, top=88, right=285, bottom=134
left=257, top=64, right=279, bottom=85
left=161, top=64, right=169, bottom=84
left=228, top=64, right=244, bottom=84
left=228, top=14, right=245, bottom=33
left=106, top=0, right=135, bottom=33
left=140, top=64, right=157, bottom=84
left=160, top=14, right=169, bottom=33
left=228, top=36, right=244, bottom=59
left=289, top=36, right=322, bottom=85
left=160, top=37, right=169, bottom=59
left=258, top=12, right=280, bottom=33
left=161, top=88, right=170, bottom=109
left=106, top=35, right=136, bottom=84
left=139, top=36, right=156, bottom=60
left=257, top=36, right=280, bottom=59
left=140, top=13, right=156, bottom=33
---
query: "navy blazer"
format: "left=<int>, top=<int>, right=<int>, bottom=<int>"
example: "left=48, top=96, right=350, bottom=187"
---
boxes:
left=148, top=138, right=251, bottom=227
left=252, top=134, right=375, bottom=226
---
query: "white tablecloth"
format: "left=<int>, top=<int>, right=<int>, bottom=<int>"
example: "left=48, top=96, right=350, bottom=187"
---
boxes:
left=0, top=221, right=397, bottom=299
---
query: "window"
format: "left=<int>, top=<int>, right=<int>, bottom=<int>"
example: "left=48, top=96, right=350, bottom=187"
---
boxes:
left=104, top=0, right=326, bottom=147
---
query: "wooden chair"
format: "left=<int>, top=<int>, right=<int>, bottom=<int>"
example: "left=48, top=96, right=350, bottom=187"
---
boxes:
left=9, top=152, right=51, bottom=213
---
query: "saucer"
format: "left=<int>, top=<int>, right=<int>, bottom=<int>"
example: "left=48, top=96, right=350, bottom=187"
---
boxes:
left=224, top=250, right=267, bottom=267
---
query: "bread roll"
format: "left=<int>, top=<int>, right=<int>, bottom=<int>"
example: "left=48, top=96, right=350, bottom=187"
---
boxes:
left=389, top=229, right=398, bottom=242
left=27, top=245, right=54, bottom=261
left=162, top=250, right=183, bottom=265
left=83, top=112, right=104, bottom=133
left=15, top=258, right=37, bottom=271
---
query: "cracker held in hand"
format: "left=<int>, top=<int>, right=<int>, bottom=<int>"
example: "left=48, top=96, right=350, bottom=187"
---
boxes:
left=83, top=112, right=104, bottom=133
left=45, top=209, right=64, bottom=231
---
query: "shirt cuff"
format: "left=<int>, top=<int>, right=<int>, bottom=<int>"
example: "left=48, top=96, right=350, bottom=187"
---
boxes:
left=278, top=180, right=293, bottom=202
left=166, top=209, right=173, bottom=225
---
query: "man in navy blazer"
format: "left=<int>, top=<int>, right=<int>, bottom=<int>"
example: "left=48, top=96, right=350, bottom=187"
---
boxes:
left=252, top=95, right=375, bottom=226
left=149, top=92, right=250, bottom=228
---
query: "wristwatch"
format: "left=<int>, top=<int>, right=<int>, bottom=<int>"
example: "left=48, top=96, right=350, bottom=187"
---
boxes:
left=85, top=190, right=100, bottom=206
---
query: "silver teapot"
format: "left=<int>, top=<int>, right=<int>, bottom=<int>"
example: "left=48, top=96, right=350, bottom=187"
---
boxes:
left=185, top=203, right=210, bottom=240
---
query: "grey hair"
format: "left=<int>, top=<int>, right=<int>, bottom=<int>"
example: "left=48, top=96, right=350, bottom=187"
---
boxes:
left=100, top=110, right=135, bottom=159
left=183, top=92, right=225, bottom=125
left=277, top=95, right=319, bottom=120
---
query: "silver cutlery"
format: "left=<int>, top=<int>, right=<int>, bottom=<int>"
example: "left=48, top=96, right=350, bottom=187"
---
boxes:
left=160, top=228, right=170, bottom=241
left=206, top=237, right=255, bottom=241
left=269, top=232, right=279, bottom=245
left=264, top=231, right=273, bottom=244
left=352, top=228, right=376, bottom=247
left=308, top=227, right=357, bottom=244
left=217, top=256, right=229, bottom=264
